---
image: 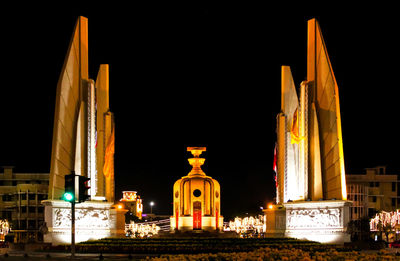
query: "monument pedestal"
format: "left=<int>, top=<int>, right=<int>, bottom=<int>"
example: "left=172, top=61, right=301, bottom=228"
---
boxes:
left=263, top=206, right=286, bottom=238
left=42, top=200, right=127, bottom=245
left=284, top=200, right=351, bottom=243
left=170, top=216, right=224, bottom=232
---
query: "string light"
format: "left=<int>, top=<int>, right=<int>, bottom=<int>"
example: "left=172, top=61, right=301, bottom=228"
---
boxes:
left=125, top=221, right=160, bottom=238
left=223, top=215, right=266, bottom=237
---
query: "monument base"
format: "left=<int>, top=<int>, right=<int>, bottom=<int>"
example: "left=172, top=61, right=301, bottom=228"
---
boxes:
left=42, top=200, right=127, bottom=245
left=170, top=216, right=224, bottom=232
left=263, top=206, right=286, bottom=238
left=284, top=200, right=351, bottom=244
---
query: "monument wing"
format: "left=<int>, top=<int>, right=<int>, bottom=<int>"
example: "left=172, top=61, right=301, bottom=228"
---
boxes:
left=49, top=17, right=89, bottom=199
left=307, top=19, right=347, bottom=200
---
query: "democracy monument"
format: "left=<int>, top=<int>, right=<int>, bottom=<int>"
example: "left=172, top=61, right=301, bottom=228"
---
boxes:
left=42, top=16, right=126, bottom=244
left=170, top=147, right=223, bottom=231
left=264, top=18, right=351, bottom=243
left=40, top=15, right=351, bottom=244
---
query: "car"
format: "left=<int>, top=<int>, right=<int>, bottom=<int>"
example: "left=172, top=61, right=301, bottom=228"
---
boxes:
left=389, top=241, right=400, bottom=248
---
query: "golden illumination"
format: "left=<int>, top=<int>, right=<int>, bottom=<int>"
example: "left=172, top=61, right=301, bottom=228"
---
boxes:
left=103, top=126, right=115, bottom=180
left=119, top=191, right=143, bottom=219
left=137, top=198, right=143, bottom=214
left=0, top=219, right=10, bottom=241
left=224, top=215, right=266, bottom=236
left=268, top=204, right=274, bottom=210
left=121, top=191, right=138, bottom=201
left=187, top=147, right=206, bottom=176
left=125, top=221, right=160, bottom=238
left=171, top=147, right=223, bottom=231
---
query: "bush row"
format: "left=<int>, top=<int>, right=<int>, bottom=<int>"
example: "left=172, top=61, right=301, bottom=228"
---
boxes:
left=150, top=248, right=397, bottom=261
left=40, top=238, right=358, bottom=254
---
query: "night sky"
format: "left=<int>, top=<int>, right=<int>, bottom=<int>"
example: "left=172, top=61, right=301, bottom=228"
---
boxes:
left=1, top=4, right=399, bottom=219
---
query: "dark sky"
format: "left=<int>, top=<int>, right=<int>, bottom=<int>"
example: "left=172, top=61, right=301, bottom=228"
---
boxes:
left=1, top=4, right=399, bottom=219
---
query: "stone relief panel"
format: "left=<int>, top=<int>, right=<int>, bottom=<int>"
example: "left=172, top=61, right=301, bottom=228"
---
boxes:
left=287, top=208, right=341, bottom=229
left=53, top=208, right=110, bottom=229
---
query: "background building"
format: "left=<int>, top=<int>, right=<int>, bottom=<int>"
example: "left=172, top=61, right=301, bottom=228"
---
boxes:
left=346, top=166, right=398, bottom=221
left=0, top=166, right=49, bottom=242
left=120, top=191, right=143, bottom=220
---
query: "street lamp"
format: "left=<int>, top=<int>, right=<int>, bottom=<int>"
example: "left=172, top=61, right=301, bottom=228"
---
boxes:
left=150, top=201, right=154, bottom=214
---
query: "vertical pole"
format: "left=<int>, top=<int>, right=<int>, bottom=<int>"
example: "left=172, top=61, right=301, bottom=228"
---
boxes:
left=71, top=201, right=75, bottom=258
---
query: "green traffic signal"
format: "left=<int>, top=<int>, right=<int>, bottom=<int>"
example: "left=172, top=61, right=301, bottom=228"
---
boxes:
left=63, top=192, right=74, bottom=202
left=64, top=173, right=76, bottom=202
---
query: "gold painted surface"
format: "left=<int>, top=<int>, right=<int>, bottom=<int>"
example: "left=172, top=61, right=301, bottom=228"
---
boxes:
left=96, top=64, right=110, bottom=199
left=49, top=17, right=89, bottom=200
left=187, top=147, right=206, bottom=176
left=171, top=147, right=222, bottom=230
left=307, top=19, right=347, bottom=200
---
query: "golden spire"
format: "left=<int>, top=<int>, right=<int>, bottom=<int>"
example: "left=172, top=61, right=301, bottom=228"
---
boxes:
left=187, top=147, right=206, bottom=176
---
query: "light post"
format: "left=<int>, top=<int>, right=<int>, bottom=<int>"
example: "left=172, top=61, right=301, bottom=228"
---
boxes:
left=150, top=201, right=154, bottom=214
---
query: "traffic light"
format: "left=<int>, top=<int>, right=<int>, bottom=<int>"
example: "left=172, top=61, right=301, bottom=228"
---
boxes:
left=78, top=176, right=91, bottom=202
left=63, top=173, right=75, bottom=202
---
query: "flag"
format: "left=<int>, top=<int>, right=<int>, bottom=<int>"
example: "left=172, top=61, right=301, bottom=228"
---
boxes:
left=291, top=108, right=303, bottom=144
left=273, top=143, right=278, bottom=188
left=103, top=126, right=115, bottom=179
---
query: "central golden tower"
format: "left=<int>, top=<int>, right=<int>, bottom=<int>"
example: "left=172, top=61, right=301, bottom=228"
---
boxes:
left=170, top=147, right=223, bottom=231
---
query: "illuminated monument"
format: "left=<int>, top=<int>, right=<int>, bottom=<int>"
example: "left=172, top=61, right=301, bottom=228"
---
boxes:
left=265, top=18, right=351, bottom=243
left=170, top=147, right=223, bottom=231
left=42, top=16, right=125, bottom=244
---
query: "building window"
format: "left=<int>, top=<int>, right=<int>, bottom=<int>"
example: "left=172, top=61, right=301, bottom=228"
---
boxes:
left=375, top=182, right=379, bottom=187
left=28, top=220, right=36, bottom=229
left=21, top=207, right=27, bottom=213
left=393, top=182, right=396, bottom=192
left=392, top=198, right=396, bottom=207
left=38, top=194, right=47, bottom=200
left=20, top=220, right=27, bottom=229
left=21, top=194, right=27, bottom=200
left=28, top=207, right=36, bottom=213
left=370, top=182, right=374, bottom=187
left=372, top=196, right=377, bottom=202
left=28, top=194, right=36, bottom=200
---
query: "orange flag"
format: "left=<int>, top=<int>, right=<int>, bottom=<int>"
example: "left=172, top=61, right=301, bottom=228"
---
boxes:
left=291, top=108, right=302, bottom=144
left=103, top=127, right=115, bottom=179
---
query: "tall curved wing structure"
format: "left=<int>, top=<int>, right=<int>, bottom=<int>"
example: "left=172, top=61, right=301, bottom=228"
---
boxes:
left=277, top=66, right=302, bottom=203
left=307, top=19, right=347, bottom=200
left=96, top=64, right=115, bottom=202
left=49, top=17, right=89, bottom=200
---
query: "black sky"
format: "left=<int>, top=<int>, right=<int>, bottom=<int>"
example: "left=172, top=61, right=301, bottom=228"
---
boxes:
left=1, top=4, right=399, bottom=219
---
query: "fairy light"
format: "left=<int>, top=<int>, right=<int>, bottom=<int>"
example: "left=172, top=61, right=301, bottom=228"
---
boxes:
left=223, top=215, right=266, bottom=236
left=125, top=221, right=160, bottom=238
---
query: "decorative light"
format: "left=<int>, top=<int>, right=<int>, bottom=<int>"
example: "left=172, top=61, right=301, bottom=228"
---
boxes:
left=223, top=215, right=266, bottom=237
left=0, top=219, right=10, bottom=241
left=137, top=198, right=143, bottom=213
left=125, top=221, right=160, bottom=238
left=121, top=191, right=138, bottom=202
left=370, top=210, right=400, bottom=231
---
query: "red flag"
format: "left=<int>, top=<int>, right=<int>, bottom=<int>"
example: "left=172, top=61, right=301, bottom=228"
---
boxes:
left=273, top=143, right=278, bottom=188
